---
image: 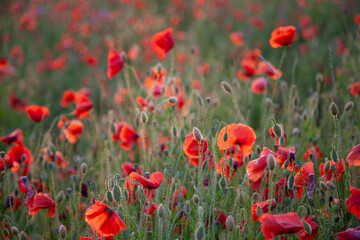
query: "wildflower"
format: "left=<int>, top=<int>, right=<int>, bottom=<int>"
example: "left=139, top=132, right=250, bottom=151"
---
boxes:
left=251, top=77, right=267, bottom=94
left=269, top=26, right=296, bottom=48
left=260, top=212, right=303, bottom=239
left=336, top=226, right=360, bottom=240
left=74, top=100, right=93, bottom=118
left=151, top=28, right=174, bottom=59
left=129, top=171, right=164, bottom=189
left=85, top=200, right=127, bottom=237
left=298, top=216, right=319, bottom=240
left=183, top=132, right=208, bottom=158
left=346, top=144, right=360, bottom=166
left=246, top=148, right=275, bottom=182
left=107, top=50, right=124, bottom=79
left=28, top=193, right=56, bottom=218
left=18, top=176, right=34, bottom=205
left=63, top=120, right=84, bottom=143
left=346, top=186, right=360, bottom=219
left=0, top=129, right=23, bottom=145
left=252, top=199, right=276, bottom=222
left=25, top=105, right=50, bottom=122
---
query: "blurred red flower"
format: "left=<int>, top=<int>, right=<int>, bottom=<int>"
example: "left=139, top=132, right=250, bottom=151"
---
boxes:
left=151, top=28, right=174, bottom=59
left=269, top=26, right=296, bottom=48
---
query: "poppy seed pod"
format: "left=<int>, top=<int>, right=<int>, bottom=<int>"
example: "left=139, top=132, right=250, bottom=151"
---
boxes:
left=319, top=181, right=328, bottom=191
left=81, top=162, right=87, bottom=175
left=193, top=127, right=202, bottom=142
left=226, top=215, right=235, bottom=231
left=344, top=101, right=354, bottom=112
left=157, top=204, right=164, bottom=217
left=168, top=96, right=177, bottom=104
left=273, top=124, right=282, bottom=137
left=59, top=225, right=67, bottom=239
left=330, top=102, right=338, bottom=117
left=221, top=81, right=232, bottom=94
left=267, top=154, right=276, bottom=171
left=140, top=111, right=148, bottom=124
left=195, top=224, right=205, bottom=240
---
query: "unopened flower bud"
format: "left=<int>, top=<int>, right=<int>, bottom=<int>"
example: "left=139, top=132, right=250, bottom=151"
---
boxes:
left=192, top=194, right=199, bottom=204
left=221, top=81, right=232, bottom=94
left=330, top=102, right=338, bottom=117
left=324, top=161, right=331, bottom=172
left=19, top=231, right=28, bottom=240
left=219, top=177, right=227, bottom=189
left=344, top=101, right=354, bottom=112
left=113, top=185, right=121, bottom=202
left=205, top=97, right=211, bottom=104
left=267, top=154, right=276, bottom=171
left=319, top=181, right=328, bottom=191
left=81, top=162, right=87, bottom=175
left=292, top=128, right=300, bottom=137
left=59, top=225, right=67, bottom=239
left=195, top=224, right=205, bottom=240
left=11, top=227, right=19, bottom=235
left=168, top=96, right=177, bottom=104
left=226, top=215, right=235, bottom=231
left=273, top=124, right=282, bottom=138
left=316, top=73, right=324, bottom=83
left=193, top=127, right=202, bottom=142
left=172, top=126, right=177, bottom=137
left=140, top=111, right=148, bottom=124
left=106, top=190, right=114, bottom=202
left=326, top=181, right=336, bottom=190
left=120, top=51, right=127, bottom=62
left=157, top=204, right=164, bottom=217
left=56, top=191, right=65, bottom=203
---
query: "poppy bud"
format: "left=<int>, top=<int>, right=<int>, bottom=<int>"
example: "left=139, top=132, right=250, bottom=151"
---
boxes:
left=198, top=206, right=204, bottom=218
left=157, top=204, right=164, bottom=218
left=184, top=201, right=191, bottom=215
left=205, top=97, right=211, bottom=104
left=193, top=127, right=202, bottom=142
left=238, top=190, right=246, bottom=205
left=106, top=190, right=114, bottom=202
left=172, top=126, right=177, bottom=137
left=283, top=169, right=290, bottom=178
left=19, top=231, right=28, bottom=240
left=331, top=149, right=338, bottom=162
left=168, top=96, right=177, bottom=104
left=302, top=111, right=308, bottom=121
left=344, top=101, right=354, bottom=112
left=292, top=96, right=299, bottom=108
left=326, top=181, right=336, bottom=190
left=195, top=224, right=205, bottom=240
left=140, top=111, right=148, bottom=124
left=56, top=191, right=65, bottom=203
left=10, top=227, right=19, bottom=235
left=267, top=154, right=276, bottom=171
left=283, top=160, right=290, bottom=169
left=324, top=161, right=331, bottom=172
left=319, top=181, right=328, bottom=191
left=113, top=185, right=121, bottom=202
left=89, top=181, right=97, bottom=191
left=316, top=73, right=324, bottom=83
left=197, top=96, right=204, bottom=106
left=219, top=177, right=227, bottom=189
left=221, top=81, right=232, bottom=94
left=330, top=102, right=338, bottom=117
left=81, top=162, right=87, bottom=175
left=224, top=215, right=235, bottom=231
left=288, top=175, right=294, bottom=190
left=273, top=124, right=282, bottom=137
left=110, top=122, right=116, bottom=133
left=192, top=194, right=199, bottom=204
left=223, top=132, right=228, bottom=142
left=292, top=128, right=300, bottom=137
left=0, top=151, right=5, bottom=159
left=265, top=98, right=273, bottom=107
left=120, top=51, right=127, bottom=62
left=3, top=228, right=9, bottom=237
left=59, top=225, right=67, bottom=239
left=303, top=221, right=312, bottom=234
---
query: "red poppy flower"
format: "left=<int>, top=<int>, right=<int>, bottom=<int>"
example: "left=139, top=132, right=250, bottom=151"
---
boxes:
left=170, top=186, right=187, bottom=210
left=269, top=26, right=296, bottom=48
left=257, top=61, right=282, bottom=80
left=18, top=176, right=34, bottom=206
left=42, top=149, right=68, bottom=167
left=74, top=100, right=93, bottom=118
left=260, top=212, right=304, bottom=240
left=302, top=145, right=323, bottom=161
left=25, top=105, right=50, bottom=122
left=64, top=120, right=84, bottom=143
left=85, top=200, right=127, bottom=237
left=151, top=28, right=174, bottom=59
left=298, top=216, right=319, bottom=240
left=60, top=89, right=75, bottom=107
left=107, top=50, right=124, bottom=79
left=347, top=144, right=360, bottom=166
left=217, top=123, right=256, bottom=157
left=187, top=149, right=214, bottom=169
left=28, top=193, right=56, bottom=218
left=0, top=128, right=23, bottom=145
left=294, top=162, right=314, bottom=199
left=129, top=172, right=164, bottom=189
left=275, top=178, right=294, bottom=203
left=251, top=77, right=267, bottom=94
left=112, top=122, right=139, bottom=151
left=319, top=160, right=345, bottom=182
left=229, top=32, right=244, bottom=47
left=183, top=132, right=208, bottom=158
left=5, top=144, right=33, bottom=166
left=252, top=199, right=276, bottom=222
left=336, top=226, right=360, bottom=240
left=143, top=202, right=157, bottom=215
left=346, top=185, right=360, bottom=219
left=276, top=146, right=296, bottom=170
left=246, top=147, right=275, bottom=182
left=350, top=82, right=360, bottom=96
left=121, top=162, right=142, bottom=177
left=236, top=59, right=257, bottom=81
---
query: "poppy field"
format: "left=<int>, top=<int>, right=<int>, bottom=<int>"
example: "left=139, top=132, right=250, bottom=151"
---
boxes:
left=1, top=0, right=360, bottom=239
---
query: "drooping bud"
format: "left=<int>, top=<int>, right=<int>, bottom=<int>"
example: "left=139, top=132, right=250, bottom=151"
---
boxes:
left=195, top=224, right=205, bottom=240
left=326, top=181, right=336, bottom=190
left=324, top=161, right=331, bottom=172
left=344, top=101, right=354, bottom=112
left=330, top=102, right=338, bottom=117
left=256, top=205, right=263, bottom=218
left=219, top=177, right=227, bottom=189
left=168, top=96, right=177, bottom=104
left=273, top=124, right=282, bottom=137
left=140, top=111, right=148, bottom=124
left=288, top=175, right=294, bottom=190
left=267, top=154, right=276, bottom=171
left=56, top=191, right=65, bottom=203
left=193, top=127, right=202, bottom=142
left=184, top=201, right=191, bottom=215
left=106, top=190, right=114, bottom=202
left=19, top=231, right=28, bottom=240
left=319, top=181, right=328, bottom=191
left=10, top=227, right=19, bottom=235
left=331, top=149, right=338, bottom=162
left=172, top=126, right=177, bottom=137
left=192, top=194, right=199, bottom=204
left=59, top=225, right=67, bottom=239
left=120, top=51, right=127, bottom=62
left=113, top=185, right=121, bottom=202
left=292, top=128, right=300, bottom=137
left=81, top=162, right=87, bottom=175
left=226, top=215, right=235, bottom=231
left=157, top=204, right=164, bottom=217
left=221, top=81, right=232, bottom=94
